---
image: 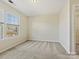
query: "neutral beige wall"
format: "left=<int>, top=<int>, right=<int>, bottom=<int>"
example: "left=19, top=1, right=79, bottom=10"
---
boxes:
left=59, top=0, right=70, bottom=54
left=28, top=15, right=59, bottom=42
left=0, top=1, right=28, bottom=53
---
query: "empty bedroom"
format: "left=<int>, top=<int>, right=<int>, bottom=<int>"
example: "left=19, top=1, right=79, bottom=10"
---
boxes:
left=0, top=0, right=79, bottom=59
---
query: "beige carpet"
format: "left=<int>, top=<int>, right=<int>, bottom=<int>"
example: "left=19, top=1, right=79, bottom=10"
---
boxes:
left=0, top=40, right=79, bottom=59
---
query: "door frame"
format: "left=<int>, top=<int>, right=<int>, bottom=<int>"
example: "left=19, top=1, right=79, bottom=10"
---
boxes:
left=71, top=4, right=79, bottom=54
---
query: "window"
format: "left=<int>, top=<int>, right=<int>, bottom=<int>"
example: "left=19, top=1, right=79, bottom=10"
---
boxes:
left=0, top=9, right=4, bottom=40
left=0, top=10, right=20, bottom=39
left=0, top=23, right=3, bottom=39
left=5, top=13, right=20, bottom=37
left=5, top=13, right=19, bottom=25
left=6, top=24, right=19, bottom=37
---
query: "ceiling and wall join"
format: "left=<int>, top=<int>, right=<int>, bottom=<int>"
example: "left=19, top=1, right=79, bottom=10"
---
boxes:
left=0, top=0, right=72, bottom=54
left=2, top=0, right=66, bottom=16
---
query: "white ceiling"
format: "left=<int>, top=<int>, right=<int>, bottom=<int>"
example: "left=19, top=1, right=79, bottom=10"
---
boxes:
left=2, top=0, right=66, bottom=16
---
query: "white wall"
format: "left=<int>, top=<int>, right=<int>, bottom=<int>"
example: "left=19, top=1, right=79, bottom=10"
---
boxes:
left=28, top=15, right=59, bottom=42
left=59, top=0, right=70, bottom=54
left=0, top=1, right=28, bottom=53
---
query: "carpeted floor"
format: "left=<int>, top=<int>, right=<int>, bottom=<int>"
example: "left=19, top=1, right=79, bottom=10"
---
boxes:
left=0, top=40, right=79, bottom=59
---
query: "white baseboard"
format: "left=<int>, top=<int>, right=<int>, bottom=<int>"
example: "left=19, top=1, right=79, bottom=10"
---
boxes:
left=31, top=39, right=58, bottom=42
left=59, top=42, right=70, bottom=54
